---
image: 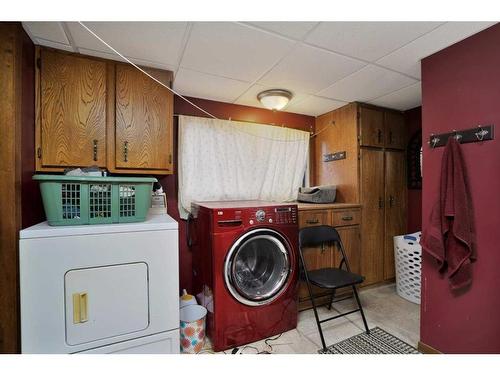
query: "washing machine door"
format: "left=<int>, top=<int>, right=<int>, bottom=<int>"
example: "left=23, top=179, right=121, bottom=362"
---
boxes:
left=224, top=228, right=291, bottom=306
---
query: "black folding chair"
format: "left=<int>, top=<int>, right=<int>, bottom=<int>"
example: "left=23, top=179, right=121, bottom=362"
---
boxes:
left=299, top=225, right=370, bottom=351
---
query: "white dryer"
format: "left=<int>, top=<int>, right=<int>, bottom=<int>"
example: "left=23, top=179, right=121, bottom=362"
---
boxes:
left=19, top=213, right=179, bottom=354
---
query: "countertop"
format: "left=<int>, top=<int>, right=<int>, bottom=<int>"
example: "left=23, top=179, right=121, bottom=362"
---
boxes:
left=296, top=202, right=361, bottom=211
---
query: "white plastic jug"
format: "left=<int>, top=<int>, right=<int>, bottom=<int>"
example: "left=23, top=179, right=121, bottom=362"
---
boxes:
left=179, top=289, right=197, bottom=309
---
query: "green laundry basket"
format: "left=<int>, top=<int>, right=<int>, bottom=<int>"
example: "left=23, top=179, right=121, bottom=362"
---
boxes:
left=33, top=175, right=157, bottom=226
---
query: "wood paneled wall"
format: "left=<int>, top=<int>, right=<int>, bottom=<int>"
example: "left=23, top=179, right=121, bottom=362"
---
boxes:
left=313, top=103, right=359, bottom=202
left=0, top=22, right=40, bottom=354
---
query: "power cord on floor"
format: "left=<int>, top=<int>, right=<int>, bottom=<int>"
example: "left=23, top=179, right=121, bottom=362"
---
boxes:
left=226, top=333, right=284, bottom=354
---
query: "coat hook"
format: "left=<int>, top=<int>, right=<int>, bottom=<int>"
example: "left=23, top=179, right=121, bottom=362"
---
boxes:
left=429, top=135, right=440, bottom=148
left=452, top=129, right=463, bottom=142
left=475, top=125, right=489, bottom=141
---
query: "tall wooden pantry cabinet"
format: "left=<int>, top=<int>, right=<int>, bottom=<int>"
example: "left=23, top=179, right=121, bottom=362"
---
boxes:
left=314, top=102, right=407, bottom=286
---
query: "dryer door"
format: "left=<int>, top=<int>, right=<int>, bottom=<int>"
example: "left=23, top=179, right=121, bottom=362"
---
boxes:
left=224, top=228, right=291, bottom=306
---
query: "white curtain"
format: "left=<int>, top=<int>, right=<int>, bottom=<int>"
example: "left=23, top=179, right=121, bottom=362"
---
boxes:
left=178, top=115, right=310, bottom=218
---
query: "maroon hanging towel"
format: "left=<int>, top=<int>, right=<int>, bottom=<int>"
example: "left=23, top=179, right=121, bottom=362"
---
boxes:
left=421, top=137, right=476, bottom=289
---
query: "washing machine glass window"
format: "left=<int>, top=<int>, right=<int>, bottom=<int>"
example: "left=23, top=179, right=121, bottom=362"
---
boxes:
left=225, top=229, right=291, bottom=306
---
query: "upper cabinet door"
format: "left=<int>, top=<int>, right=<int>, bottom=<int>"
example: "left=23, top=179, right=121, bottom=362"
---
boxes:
left=359, top=106, right=384, bottom=147
left=384, top=111, right=406, bottom=150
left=39, top=50, right=107, bottom=168
left=114, top=65, right=173, bottom=172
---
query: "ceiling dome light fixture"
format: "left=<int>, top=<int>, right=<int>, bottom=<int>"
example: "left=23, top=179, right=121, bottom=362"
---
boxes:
left=257, top=89, right=293, bottom=111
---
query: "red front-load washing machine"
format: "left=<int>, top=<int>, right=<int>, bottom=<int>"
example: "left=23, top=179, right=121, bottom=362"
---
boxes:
left=190, top=200, right=298, bottom=352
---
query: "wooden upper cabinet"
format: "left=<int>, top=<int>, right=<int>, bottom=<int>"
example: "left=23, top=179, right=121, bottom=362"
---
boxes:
left=36, top=47, right=174, bottom=174
left=113, top=64, right=173, bottom=173
left=384, top=111, right=406, bottom=150
left=359, top=106, right=384, bottom=147
left=37, top=49, right=107, bottom=169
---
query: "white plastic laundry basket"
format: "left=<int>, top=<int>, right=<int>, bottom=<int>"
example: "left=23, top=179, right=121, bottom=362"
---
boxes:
left=394, top=232, right=422, bottom=304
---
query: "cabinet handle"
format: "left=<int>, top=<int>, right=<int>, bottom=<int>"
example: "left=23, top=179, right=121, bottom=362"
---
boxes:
left=321, top=244, right=325, bottom=254
left=389, top=131, right=393, bottom=144
left=378, top=197, right=384, bottom=209
left=342, top=215, right=353, bottom=221
left=93, top=140, right=98, bottom=161
left=306, top=219, right=319, bottom=224
left=377, top=129, right=383, bottom=144
left=123, top=141, right=128, bottom=162
left=389, top=195, right=395, bottom=208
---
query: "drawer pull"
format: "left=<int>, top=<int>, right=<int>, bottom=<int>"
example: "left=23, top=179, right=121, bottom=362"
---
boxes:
left=342, top=215, right=353, bottom=221
left=306, top=219, right=319, bottom=224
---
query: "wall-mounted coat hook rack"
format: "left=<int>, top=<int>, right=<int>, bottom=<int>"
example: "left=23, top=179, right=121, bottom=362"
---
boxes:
left=428, top=125, right=494, bottom=148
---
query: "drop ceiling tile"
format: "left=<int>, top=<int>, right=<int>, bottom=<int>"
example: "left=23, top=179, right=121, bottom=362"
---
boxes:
left=174, top=68, right=251, bottom=103
left=234, top=84, right=308, bottom=109
left=35, top=39, right=75, bottom=52
left=258, top=44, right=367, bottom=94
left=244, top=22, right=319, bottom=40
left=180, top=22, right=295, bottom=82
left=66, top=22, right=188, bottom=67
left=285, top=95, right=347, bottom=116
left=305, top=22, right=443, bottom=62
left=77, top=48, right=177, bottom=72
left=368, top=82, right=422, bottom=111
left=23, top=22, right=69, bottom=45
left=318, top=65, right=417, bottom=102
left=376, top=22, right=496, bottom=79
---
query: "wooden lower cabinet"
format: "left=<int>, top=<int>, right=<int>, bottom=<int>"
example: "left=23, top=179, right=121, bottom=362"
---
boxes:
left=297, top=205, right=361, bottom=311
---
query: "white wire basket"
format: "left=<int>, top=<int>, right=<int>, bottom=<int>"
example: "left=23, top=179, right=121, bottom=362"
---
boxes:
left=394, top=232, right=422, bottom=304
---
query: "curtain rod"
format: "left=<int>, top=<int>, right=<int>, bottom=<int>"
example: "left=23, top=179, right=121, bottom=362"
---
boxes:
left=173, top=113, right=314, bottom=134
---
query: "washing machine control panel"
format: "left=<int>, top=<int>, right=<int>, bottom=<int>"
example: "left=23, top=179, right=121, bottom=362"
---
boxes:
left=274, top=207, right=297, bottom=225
left=213, top=205, right=297, bottom=228
left=247, top=206, right=297, bottom=225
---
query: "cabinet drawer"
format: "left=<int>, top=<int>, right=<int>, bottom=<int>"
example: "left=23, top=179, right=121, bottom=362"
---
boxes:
left=298, top=210, right=330, bottom=228
left=332, top=209, right=361, bottom=227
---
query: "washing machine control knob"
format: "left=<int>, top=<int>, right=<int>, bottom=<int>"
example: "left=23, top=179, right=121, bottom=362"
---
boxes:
left=255, top=210, right=266, bottom=222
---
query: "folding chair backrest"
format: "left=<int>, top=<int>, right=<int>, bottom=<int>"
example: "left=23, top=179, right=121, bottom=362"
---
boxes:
left=299, top=225, right=341, bottom=249
left=299, top=225, right=351, bottom=272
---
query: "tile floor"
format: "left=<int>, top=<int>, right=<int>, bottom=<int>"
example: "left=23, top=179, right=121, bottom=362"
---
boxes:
left=202, top=283, right=420, bottom=354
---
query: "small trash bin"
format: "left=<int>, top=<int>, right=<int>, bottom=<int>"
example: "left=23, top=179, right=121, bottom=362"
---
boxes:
left=179, top=304, right=207, bottom=354
left=394, top=232, right=422, bottom=304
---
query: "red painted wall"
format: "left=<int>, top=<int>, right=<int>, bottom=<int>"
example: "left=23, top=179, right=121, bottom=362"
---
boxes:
left=159, top=96, right=314, bottom=292
left=420, top=23, right=500, bottom=353
left=405, top=106, right=422, bottom=233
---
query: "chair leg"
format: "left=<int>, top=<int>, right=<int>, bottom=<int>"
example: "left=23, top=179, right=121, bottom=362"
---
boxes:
left=352, top=285, right=370, bottom=334
left=327, top=289, right=336, bottom=310
left=306, top=285, right=327, bottom=351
